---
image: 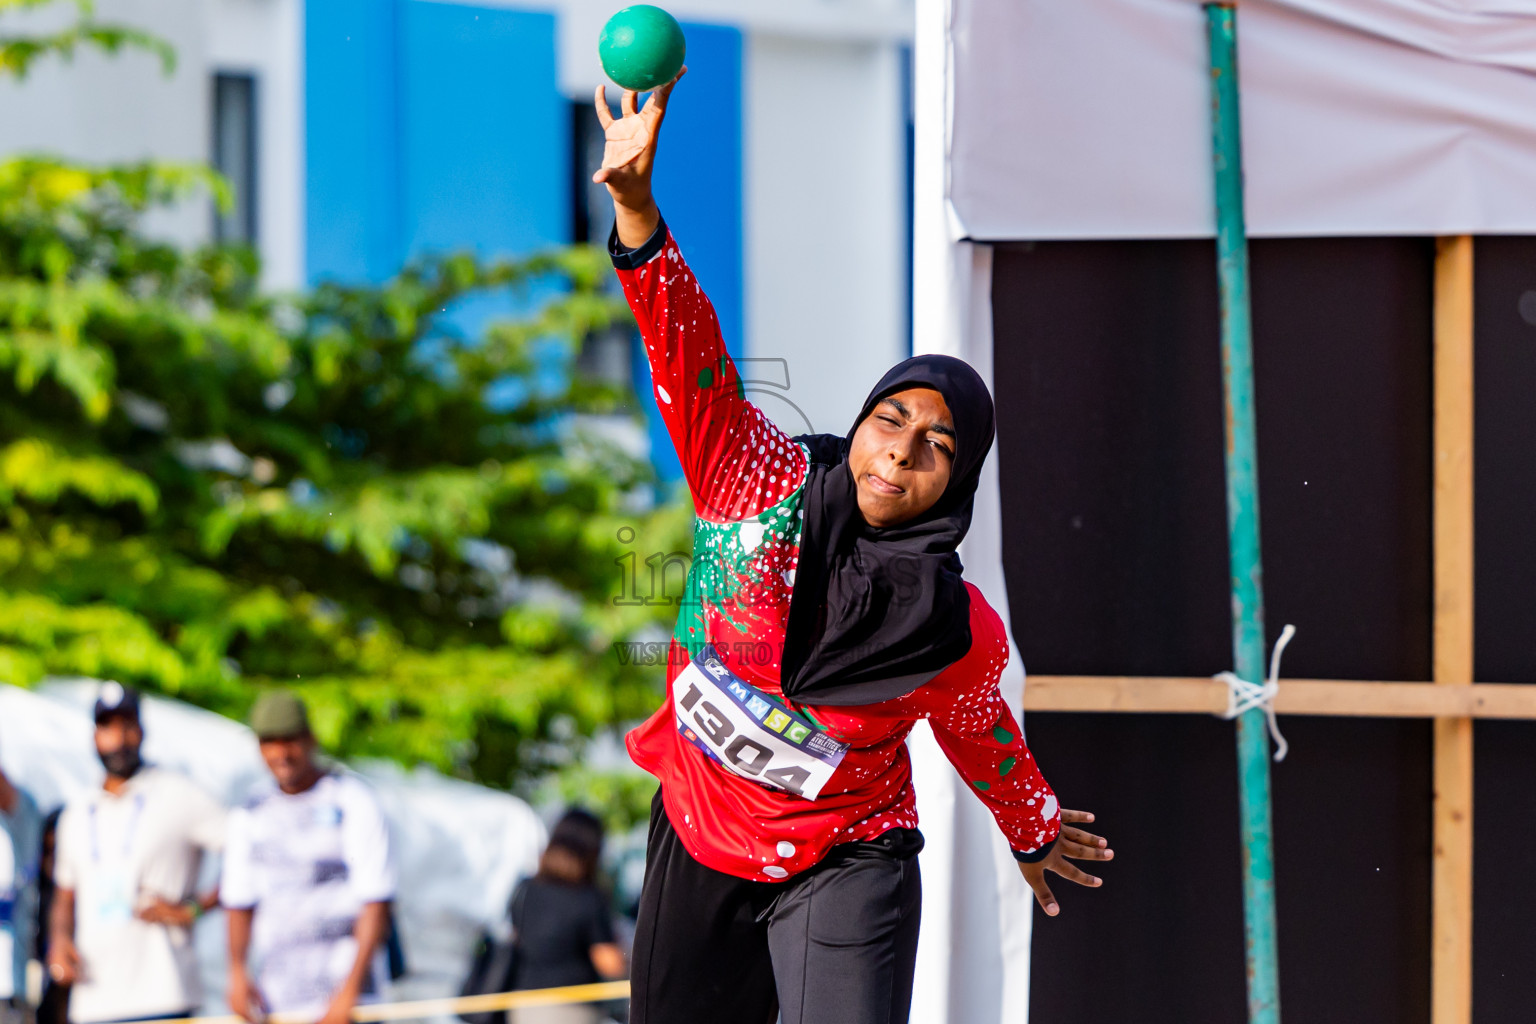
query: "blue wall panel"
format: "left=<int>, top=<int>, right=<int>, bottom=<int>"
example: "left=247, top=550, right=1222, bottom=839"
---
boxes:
left=398, top=2, right=567, bottom=349
left=631, top=22, right=743, bottom=479
left=306, top=2, right=742, bottom=484
left=648, top=22, right=743, bottom=361
left=399, top=2, right=566, bottom=262
left=305, top=0, right=403, bottom=283
left=306, top=0, right=566, bottom=285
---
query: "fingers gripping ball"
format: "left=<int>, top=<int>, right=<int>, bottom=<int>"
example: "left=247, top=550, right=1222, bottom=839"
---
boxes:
left=598, top=5, right=686, bottom=92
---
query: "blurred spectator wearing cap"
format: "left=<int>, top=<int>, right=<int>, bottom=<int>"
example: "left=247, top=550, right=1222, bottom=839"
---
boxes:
left=1, top=744, right=43, bottom=1024
left=506, top=809, right=625, bottom=1024
left=47, top=684, right=225, bottom=1024
left=223, top=692, right=396, bottom=1024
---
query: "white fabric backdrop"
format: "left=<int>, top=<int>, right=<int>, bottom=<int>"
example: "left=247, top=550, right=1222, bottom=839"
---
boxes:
left=948, top=0, right=1536, bottom=239
left=907, top=2, right=1035, bottom=1022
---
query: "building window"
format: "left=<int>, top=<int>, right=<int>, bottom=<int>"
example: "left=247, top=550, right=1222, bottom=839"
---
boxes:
left=212, top=73, right=258, bottom=245
left=570, top=97, right=629, bottom=388
left=571, top=98, right=615, bottom=246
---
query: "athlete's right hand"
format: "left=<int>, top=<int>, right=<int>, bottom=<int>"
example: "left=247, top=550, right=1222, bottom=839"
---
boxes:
left=593, top=68, right=686, bottom=247
left=1018, top=808, right=1112, bottom=917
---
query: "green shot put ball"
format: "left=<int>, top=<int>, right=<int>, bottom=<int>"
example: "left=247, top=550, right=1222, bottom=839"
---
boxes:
left=598, top=5, right=686, bottom=92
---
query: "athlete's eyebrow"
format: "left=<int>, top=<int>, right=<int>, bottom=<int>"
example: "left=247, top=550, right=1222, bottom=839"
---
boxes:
left=879, top=397, right=956, bottom=441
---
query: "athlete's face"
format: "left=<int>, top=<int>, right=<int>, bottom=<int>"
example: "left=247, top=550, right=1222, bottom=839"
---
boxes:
left=848, top=387, right=955, bottom=529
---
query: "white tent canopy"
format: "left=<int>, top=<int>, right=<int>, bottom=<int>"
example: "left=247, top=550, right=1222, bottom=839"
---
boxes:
left=946, top=0, right=1536, bottom=240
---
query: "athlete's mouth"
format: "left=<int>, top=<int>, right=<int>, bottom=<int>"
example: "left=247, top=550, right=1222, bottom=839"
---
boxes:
left=864, top=473, right=905, bottom=496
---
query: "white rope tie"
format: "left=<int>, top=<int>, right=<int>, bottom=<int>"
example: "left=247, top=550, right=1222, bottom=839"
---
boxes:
left=1214, top=623, right=1296, bottom=762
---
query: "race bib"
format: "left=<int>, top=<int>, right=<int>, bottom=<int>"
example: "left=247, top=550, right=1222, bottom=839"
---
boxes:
left=673, top=645, right=849, bottom=800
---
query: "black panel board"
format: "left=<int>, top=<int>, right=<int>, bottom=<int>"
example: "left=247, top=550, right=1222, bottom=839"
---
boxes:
left=1472, top=236, right=1536, bottom=684
left=1470, top=237, right=1536, bottom=1022
left=992, top=237, right=1434, bottom=1024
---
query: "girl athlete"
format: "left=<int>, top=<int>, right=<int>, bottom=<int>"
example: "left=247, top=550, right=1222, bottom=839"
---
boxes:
left=595, top=71, right=1112, bottom=1024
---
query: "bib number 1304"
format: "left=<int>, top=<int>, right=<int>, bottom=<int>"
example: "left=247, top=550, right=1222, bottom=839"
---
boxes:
left=673, top=645, right=849, bottom=800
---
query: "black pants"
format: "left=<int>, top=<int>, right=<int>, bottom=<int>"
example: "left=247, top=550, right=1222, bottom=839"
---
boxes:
left=630, top=792, right=924, bottom=1024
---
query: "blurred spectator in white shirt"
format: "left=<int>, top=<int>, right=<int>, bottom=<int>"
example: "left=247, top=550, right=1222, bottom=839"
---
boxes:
left=46, top=685, right=224, bottom=1024
left=223, top=692, right=396, bottom=1024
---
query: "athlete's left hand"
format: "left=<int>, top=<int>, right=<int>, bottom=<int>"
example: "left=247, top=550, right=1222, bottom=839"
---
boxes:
left=1017, top=808, right=1112, bottom=917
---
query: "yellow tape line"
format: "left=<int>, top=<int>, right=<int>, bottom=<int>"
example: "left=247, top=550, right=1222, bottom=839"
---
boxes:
left=153, top=980, right=633, bottom=1024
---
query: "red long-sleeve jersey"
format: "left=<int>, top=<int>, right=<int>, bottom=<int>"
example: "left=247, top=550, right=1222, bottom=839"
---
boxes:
left=615, top=222, right=1060, bottom=881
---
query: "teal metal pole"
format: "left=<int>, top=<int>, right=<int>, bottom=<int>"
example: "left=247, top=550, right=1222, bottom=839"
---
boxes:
left=1204, top=5, right=1281, bottom=1022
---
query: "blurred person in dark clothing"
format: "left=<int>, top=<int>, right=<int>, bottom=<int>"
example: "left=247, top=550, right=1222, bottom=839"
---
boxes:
left=47, top=685, right=224, bottom=1024
left=1, top=749, right=43, bottom=1024
left=33, top=811, right=66, bottom=1024
left=508, top=810, right=625, bottom=1024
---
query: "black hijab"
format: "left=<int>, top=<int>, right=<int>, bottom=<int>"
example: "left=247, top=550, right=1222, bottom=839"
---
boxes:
left=779, top=354, right=997, bottom=706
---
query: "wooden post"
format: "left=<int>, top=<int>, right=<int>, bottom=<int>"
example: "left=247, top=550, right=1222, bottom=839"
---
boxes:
left=1432, top=234, right=1474, bottom=1024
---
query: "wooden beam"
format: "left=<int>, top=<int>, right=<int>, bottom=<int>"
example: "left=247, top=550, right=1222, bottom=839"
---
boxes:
left=1433, top=234, right=1475, bottom=1024
left=1435, top=235, right=1476, bottom=692
left=1022, top=676, right=1536, bottom=719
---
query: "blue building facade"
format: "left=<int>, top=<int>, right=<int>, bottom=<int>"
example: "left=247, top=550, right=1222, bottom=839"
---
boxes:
left=304, top=1, right=742, bottom=477
left=301, top=2, right=743, bottom=482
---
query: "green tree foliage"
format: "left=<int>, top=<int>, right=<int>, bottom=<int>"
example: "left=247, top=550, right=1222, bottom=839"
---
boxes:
left=536, top=762, right=663, bottom=836
left=0, top=0, right=174, bottom=79
left=0, top=3, right=689, bottom=789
